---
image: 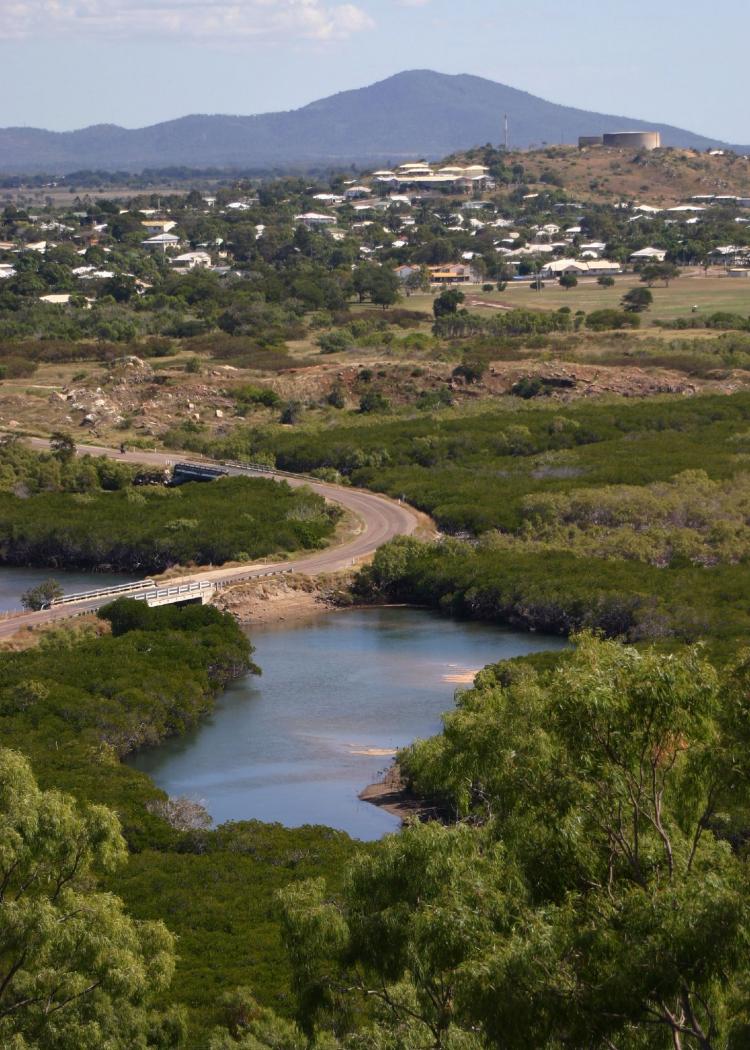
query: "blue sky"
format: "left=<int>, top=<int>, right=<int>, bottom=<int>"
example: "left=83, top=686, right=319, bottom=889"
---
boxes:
left=1, top=0, right=748, bottom=142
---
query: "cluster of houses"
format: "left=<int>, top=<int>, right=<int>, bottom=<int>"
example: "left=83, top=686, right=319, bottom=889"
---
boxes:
left=2, top=155, right=750, bottom=302
left=370, top=161, right=494, bottom=193
left=287, top=164, right=750, bottom=284
left=0, top=205, right=223, bottom=304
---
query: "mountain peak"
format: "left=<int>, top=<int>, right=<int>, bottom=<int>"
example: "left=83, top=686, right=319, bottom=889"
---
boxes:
left=0, top=71, right=741, bottom=174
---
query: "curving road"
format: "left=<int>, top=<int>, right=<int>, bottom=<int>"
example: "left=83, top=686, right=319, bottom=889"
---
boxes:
left=0, top=439, right=424, bottom=638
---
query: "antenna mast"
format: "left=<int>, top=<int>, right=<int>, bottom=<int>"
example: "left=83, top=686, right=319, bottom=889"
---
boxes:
left=504, top=113, right=509, bottom=151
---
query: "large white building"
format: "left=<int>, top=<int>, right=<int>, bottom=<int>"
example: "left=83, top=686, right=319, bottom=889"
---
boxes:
left=295, top=212, right=337, bottom=228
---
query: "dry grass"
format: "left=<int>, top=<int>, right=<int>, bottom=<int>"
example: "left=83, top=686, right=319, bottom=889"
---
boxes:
left=483, top=146, right=750, bottom=206
left=0, top=614, right=109, bottom=652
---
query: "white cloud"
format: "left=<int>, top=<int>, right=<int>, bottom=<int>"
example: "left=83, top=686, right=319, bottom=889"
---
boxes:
left=0, top=0, right=375, bottom=42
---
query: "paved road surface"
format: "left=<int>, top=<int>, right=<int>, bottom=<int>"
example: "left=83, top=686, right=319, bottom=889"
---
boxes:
left=0, top=439, right=423, bottom=638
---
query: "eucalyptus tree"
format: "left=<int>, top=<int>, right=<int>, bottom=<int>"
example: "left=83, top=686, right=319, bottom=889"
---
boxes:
left=0, top=749, right=180, bottom=1049
left=275, top=638, right=750, bottom=1050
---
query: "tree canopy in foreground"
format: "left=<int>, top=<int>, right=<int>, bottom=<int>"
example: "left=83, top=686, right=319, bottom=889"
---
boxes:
left=250, top=638, right=750, bottom=1050
left=0, top=748, right=180, bottom=1050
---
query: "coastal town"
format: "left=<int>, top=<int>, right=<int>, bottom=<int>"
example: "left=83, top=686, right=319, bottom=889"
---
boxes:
left=1, top=144, right=750, bottom=322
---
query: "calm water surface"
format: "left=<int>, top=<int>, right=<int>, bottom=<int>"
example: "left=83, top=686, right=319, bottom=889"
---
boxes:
left=0, top=566, right=142, bottom=612
left=130, top=608, right=567, bottom=840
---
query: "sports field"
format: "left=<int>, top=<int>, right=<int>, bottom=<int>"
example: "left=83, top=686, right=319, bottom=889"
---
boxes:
left=403, top=274, right=750, bottom=325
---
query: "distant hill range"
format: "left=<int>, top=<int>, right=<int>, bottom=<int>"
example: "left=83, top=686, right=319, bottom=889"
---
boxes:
left=0, top=70, right=746, bottom=174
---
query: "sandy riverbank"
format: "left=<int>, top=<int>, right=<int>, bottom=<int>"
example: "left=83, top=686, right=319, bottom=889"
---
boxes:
left=359, top=763, right=447, bottom=827
left=210, top=571, right=356, bottom=626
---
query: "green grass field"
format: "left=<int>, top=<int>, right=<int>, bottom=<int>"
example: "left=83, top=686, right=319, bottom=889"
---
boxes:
left=401, top=275, right=750, bottom=325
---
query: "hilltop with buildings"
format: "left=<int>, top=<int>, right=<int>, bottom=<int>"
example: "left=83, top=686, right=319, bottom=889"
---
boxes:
left=1, top=144, right=749, bottom=332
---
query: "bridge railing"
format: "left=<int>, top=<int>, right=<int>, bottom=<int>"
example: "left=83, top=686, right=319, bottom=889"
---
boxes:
left=140, top=580, right=212, bottom=599
left=221, top=460, right=315, bottom=483
left=48, top=567, right=295, bottom=610
left=212, top=568, right=293, bottom=590
left=50, top=578, right=157, bottom=607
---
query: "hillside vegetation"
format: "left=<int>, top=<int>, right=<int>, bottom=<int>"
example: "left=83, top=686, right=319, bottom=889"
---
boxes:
left=457, top=142, right=750, bottom=204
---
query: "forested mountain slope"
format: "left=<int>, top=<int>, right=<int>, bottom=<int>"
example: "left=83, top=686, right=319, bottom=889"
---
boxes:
left=0, top=70, right=743, bottom=173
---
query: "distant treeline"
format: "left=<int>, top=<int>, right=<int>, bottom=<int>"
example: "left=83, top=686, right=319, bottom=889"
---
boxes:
left=0, top=163, right=362, bottom=190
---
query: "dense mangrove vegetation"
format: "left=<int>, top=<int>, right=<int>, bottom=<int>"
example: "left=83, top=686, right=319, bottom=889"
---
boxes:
left=166, top=390, right=750, bottom=534
left=0, top=441, right=339, bottom=572
left=6, top=589, right=750, bottom=1048
left=353, top=533, right=750, bottom=658
left=165, top=390, right=750, bottom=660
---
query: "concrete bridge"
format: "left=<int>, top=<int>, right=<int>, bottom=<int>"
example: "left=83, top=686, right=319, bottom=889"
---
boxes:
left=48, top=568, right=295, bottom=611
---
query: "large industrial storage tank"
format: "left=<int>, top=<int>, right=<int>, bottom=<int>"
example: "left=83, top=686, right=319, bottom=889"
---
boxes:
left=602, top=131, right=661, bottom=150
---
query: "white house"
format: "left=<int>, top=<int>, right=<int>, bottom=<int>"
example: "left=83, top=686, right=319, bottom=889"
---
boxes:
left=295, top=212, right=337, bottom=228
left=142, top=233, right=182, bottom=251
left=172, top=250, right=212, bottom=270
left=708, top=246, right=750, bottom=267
left=352, top=200, right=389, bottom=213
left=141, top=219, right=176, bottom=235
left=39, top=293, right=73, bottom=305
left=629, top=246, right=667, bottom=263
left=77, top=269, right=115, bottom=280
left=541, top=259, right=622, bottom=277
left=585, top=260, right=622, bottom=275
left=541, top=259, right=590, bottom=277
left=579, top=241, right=607, bottom=258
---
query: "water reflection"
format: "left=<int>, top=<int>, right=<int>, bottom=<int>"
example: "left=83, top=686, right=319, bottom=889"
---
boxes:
left=129, top=608, right=568, bottom=840
left=0, top=566, right=142, bottom=613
